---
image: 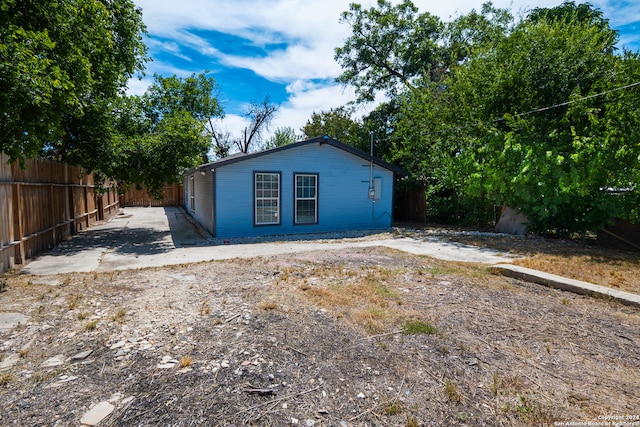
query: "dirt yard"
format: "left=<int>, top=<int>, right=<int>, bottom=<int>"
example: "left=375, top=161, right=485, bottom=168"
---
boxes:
left=0, top=243, right=639, bottom=426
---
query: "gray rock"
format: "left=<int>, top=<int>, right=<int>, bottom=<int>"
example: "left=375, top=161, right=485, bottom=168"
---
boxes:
left=0, top=313, right=27, bottom=331
left=71, top=350, right=93, bottom=361
left=41, top=355, right=65, bottom=367
left=0, top=353, right=20, bottom=371
left=80, top=401, right=114, bottom=426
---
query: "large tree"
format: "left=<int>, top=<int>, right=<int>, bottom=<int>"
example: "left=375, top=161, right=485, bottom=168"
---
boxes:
left=334, top=0, right=444, bottom=102
left=265, top=126, right=301, bottom=149
left=113, top=73, right=222, bottom=196
left=396, top=2, right=640, bottom=232
left=211, top=95, right=278, bottom=157
left=450, top=3, right=639, bottom=234
left=336, top=1, right=640, bottom=232
left=0, top=0, right=148, bottom=166
left=301, top=107, right=362, bottom=147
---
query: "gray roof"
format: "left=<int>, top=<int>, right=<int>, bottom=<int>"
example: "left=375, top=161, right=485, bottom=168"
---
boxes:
left=188, top=135, right=408, bottom=176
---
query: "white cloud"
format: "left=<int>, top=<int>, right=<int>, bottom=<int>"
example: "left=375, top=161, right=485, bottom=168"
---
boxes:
left=269, top=80, right=380, bottom=137
left=224, top=45, right=342, bottom=82
left=133, top=0, right=639, bottom=142
left=126, top=76, right=153, bottom=96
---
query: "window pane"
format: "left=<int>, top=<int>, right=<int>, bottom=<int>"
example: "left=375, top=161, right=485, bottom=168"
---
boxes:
left=255, top=173, right=279, bottom=224
left=256, top=200, right=278, bottom=223
left=295, top=174, right=317, bottom=224
left=296, top=200, right=316, bottom=223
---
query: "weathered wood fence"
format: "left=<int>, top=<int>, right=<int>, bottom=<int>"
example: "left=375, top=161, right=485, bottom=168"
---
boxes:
left=0, top=154, right=119, bottom=273
left=120, top=183, right=183, bottom=207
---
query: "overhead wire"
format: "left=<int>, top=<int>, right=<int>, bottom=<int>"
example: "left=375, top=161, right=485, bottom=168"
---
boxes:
left=419, top=80, right=640, bottom=136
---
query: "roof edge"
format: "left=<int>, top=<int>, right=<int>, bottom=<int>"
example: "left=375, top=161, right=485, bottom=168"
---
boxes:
left=186, top=135, right=408, bottom=176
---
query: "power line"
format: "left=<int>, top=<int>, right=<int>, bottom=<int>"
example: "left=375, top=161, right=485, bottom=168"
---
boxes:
left=510, top=80, right=640, bottom=118
left=420, top=80, right=640, bottom=136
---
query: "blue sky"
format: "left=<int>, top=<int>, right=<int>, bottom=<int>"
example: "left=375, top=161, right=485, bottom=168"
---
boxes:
left=130, top=0, right=640, bottom=142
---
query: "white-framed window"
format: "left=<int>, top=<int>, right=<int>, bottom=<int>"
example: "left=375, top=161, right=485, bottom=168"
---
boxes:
left=254, top=172, right=280, bottom=225
left=295, top=174, right=318, bottom=224
left=189, top=176, right=195, bottom=212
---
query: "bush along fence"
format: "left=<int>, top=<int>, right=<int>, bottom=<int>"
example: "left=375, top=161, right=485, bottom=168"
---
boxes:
left=0, top=154, right=120, bottom=273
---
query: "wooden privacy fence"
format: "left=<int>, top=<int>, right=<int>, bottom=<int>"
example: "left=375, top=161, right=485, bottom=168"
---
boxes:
left=0, top=154, right=119, bottom=273
left=120, top=183, right=183, bottom=207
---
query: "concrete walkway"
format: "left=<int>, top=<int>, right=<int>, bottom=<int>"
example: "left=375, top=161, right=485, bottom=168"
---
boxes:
left=20, top=207, right=515, bottom=275
left=17, top=207, right=640, bottom=308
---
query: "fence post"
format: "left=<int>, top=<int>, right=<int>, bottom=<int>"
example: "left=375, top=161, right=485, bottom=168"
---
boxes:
left=84, top=185, right=89, bottom=229
left=12, top=183, right=24, bottom=264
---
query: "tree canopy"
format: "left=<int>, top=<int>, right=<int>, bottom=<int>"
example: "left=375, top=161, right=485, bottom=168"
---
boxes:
left=0, top=0, right=148, bottom=166
left=335, top=0, right=444, bottom=102
left=112, top=73, right=223, bottom=196
left=301, top=107, right=362, bottom=147
left=333, top=0, right=640, bottom=234
left=265, top=126, right=301, bottom=149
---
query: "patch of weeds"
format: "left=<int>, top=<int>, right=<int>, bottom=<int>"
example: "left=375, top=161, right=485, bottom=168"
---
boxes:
left=356, top=307, right=386, bottom=334
left=375, top=284, right=398, bottom=299
left=515, top=395, right=533, bottom=418
left=490, top=372, right=502, bottom=396
left=112, top=308, right=127, bottom=323
left=0, top=373, right=13, bottom=386
left=180, top=356, right=192, bottom=368
left=32, top=369, right=59, bottom=384
left=406, top=416, right=419, bottom=427
left=383, top=400, right=403, bottom=416
left=561, top=297, right=571, bottom=306
left=77, top=312, right=88, bottom=321
left=505, top=393, right=558, bottom=425
left=492, top=372, right=528, bottom=403
left=429, top=266, right=459, bottom=277
left=67, top=294, right=82, bottom=310
left=403, top=320, right=438, bottom=335
left=199, top=301, right=211, bottom=316
left=0, top=279, right=7, bottom=293
left=258, top=301, right=278, bottom=311
left=84, top=320, right=98, bottom=331
left=445, top=378, right=462, bottom=403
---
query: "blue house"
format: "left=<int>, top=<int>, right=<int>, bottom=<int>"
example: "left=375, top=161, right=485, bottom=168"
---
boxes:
left=183, top=136, right=407, bottom=238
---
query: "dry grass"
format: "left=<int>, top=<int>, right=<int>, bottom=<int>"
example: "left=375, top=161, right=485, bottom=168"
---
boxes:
left=282, top=264, right=415, bottom=333
left=513, top=254, right=639, bottom=294
left=84, top=320, right=98, bottom=331
left=1, top=246, right=638, bottom=426
left=179, top=356, right=192, bottom=368
left=0, top=373, right=13, bottom=386
left=444, top=233, right=640, bottom=294
left=112, top=308, right=127, bottom=323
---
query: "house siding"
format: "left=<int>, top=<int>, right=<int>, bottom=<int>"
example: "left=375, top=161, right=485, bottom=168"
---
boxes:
left=184, top=171, right=215, bottom=235
left=213, top=142, right=395, bottom=238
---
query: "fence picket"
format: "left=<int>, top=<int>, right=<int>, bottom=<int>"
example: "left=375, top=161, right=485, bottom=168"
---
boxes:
left=0, top=155, right=120, bottom=273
